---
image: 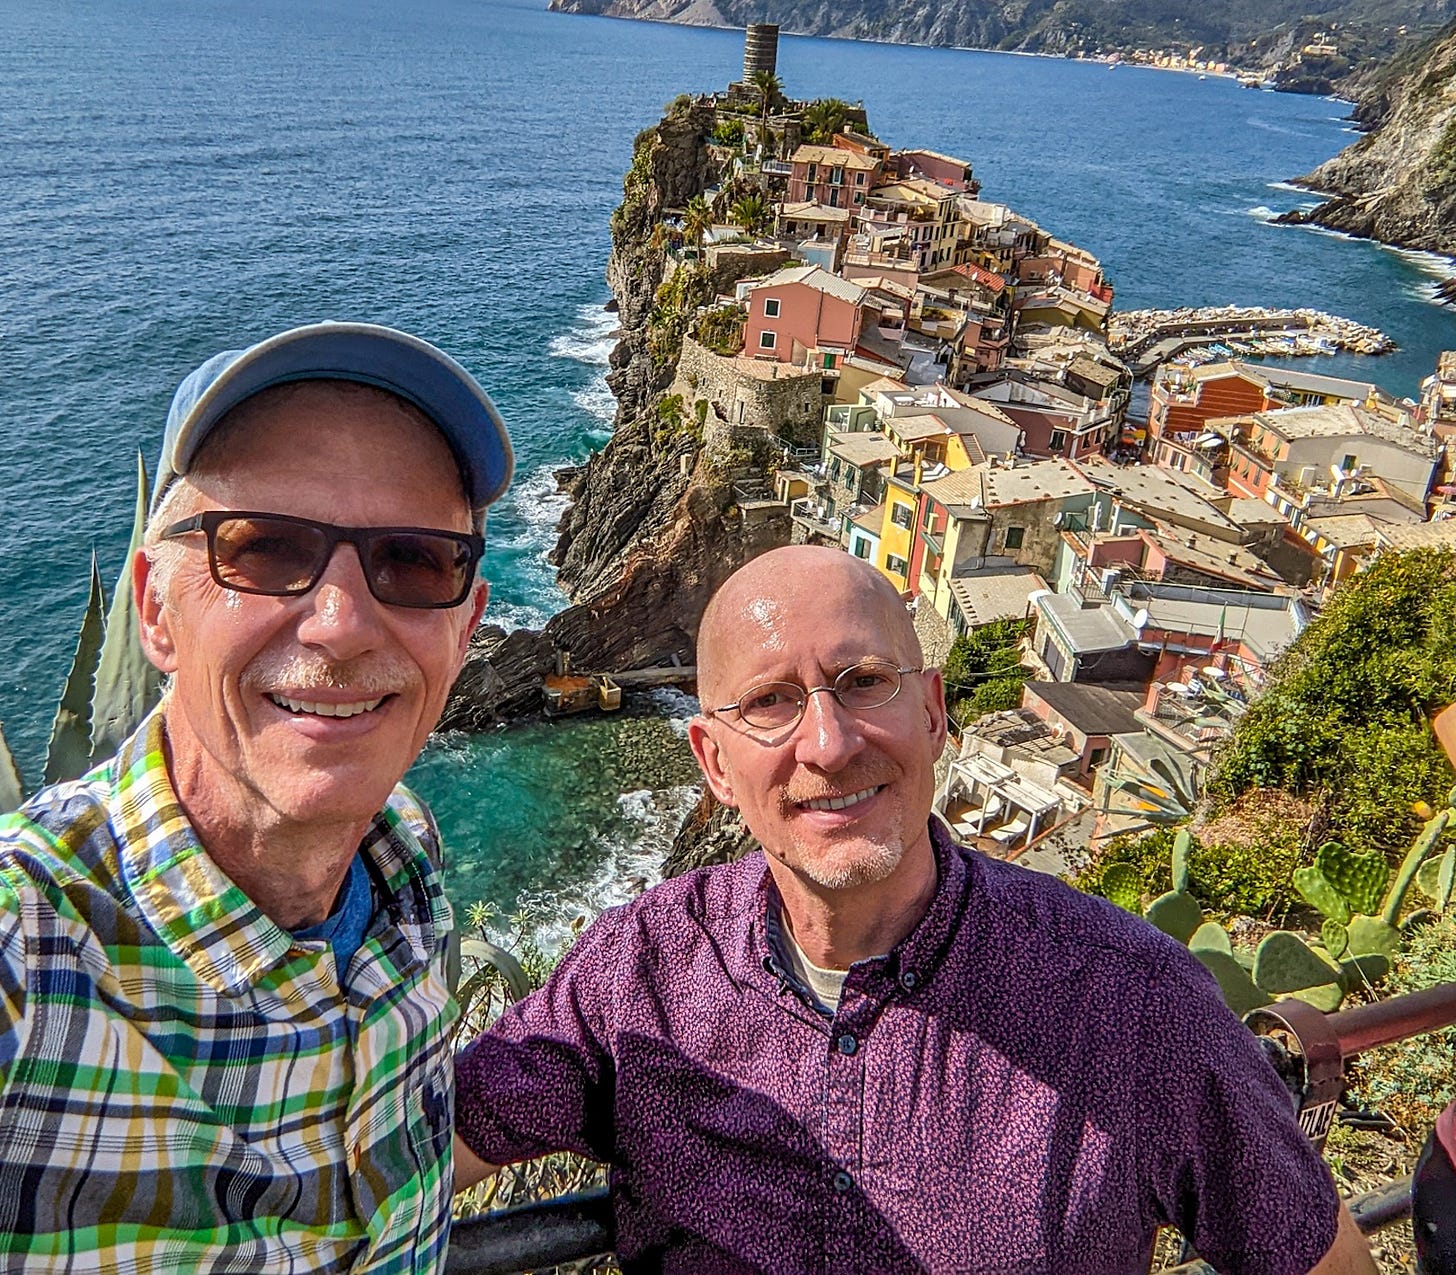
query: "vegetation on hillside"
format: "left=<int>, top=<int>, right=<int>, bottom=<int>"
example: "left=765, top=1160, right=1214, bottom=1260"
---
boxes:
left=942, top=617, right=1031, bottom=726
left=1209, top=549, right=1456, bottom=859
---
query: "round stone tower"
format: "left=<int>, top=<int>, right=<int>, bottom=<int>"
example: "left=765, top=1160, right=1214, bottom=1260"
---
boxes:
left=743, top=24, right=779, bottom=80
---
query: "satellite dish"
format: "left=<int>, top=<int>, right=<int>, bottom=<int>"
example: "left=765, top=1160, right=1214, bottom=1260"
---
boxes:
left=1132, top=608, right=1150, bottom=630
left=1052, top=512, right=1064, bottom=527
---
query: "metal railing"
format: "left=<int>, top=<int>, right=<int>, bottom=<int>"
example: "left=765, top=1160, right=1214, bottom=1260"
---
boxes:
left=449, top=983, right=1456, bottom=1274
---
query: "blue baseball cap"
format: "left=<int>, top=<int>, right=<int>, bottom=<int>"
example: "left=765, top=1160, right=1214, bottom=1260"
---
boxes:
left=154, top=321, right=514, bottom=511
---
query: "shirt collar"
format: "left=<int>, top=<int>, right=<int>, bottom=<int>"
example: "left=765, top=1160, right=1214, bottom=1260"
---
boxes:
left=745, top=818, right=973, bottom=996
left=109, top=706, right=445, bottom=999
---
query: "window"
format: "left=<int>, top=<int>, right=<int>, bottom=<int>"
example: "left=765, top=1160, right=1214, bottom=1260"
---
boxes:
left=922, top=502, right=937, bottom=531
left=831, top=166, right=844, bottom=185
left=1341, top=453, right=1358, bottom=472
left=828, top=187, right=840, bottom=208
left=890, top=503, right=913, bottom=529
left=759, top=330, right=776, bottom=350
left=763, top=297, right=780, bottom=317
left=885, top=554, right=908, bottom=577
left=1004, top=526, right=1025, bottom=550
left=853, top=538, right=872, bottom=560
left=806, top=163, right=817, bottom=182
left=823, top=352, right=836, bottom=370
left=855, top=171, right=866, bottom=185
left=1049, top=430, right=1067, bottom=452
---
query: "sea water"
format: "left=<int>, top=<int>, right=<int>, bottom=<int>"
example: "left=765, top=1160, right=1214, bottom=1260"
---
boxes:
left=2, top=0, right=1454, bottom=926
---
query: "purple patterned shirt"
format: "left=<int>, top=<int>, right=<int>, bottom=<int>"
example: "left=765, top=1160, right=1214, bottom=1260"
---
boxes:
left=456, top=823, right=1338, bottom=1273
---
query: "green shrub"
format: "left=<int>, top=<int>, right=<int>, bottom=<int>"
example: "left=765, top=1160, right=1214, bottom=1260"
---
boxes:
left=1345, top=913, right=1456, bottom=1136
left=1210, top=549, right=1456, bottom=858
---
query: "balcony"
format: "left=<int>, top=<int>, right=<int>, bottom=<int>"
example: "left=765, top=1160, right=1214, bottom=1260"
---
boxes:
left=789, top=496, right=843, bottom=543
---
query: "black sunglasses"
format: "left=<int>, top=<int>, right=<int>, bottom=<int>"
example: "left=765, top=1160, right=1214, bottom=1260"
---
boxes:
left=160, top=511, right=484, bottom=610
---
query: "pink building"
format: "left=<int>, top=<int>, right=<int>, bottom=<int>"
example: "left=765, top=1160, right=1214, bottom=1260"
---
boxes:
left=891, top=148, right=979, bottom=195
left=786, top=144, right=882, bottom=210
left=740, top=265, right=868, bottom=368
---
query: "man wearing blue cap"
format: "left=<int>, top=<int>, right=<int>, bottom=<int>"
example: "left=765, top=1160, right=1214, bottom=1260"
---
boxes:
left=0, top=323, right=512, bottom=1272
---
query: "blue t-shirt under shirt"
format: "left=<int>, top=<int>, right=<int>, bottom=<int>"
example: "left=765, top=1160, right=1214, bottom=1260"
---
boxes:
left=291, top=853, right=374, bottom=983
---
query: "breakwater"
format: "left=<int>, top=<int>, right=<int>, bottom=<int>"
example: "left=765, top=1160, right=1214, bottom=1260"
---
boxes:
left=1110, top=306, right=1395, bottom=376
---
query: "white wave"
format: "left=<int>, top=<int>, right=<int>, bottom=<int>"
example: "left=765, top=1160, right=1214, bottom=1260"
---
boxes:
left=482, top=597, right=552, bottom=631
left=505, top=782, right=703, bottom=954
left=1390, top=245, right=1456, bottom=278
left=548, top=302, right=620, bottom=368
left=572, top=374, right=619, bottom=428
left=495, top=463, right=572, bottom=545
left=647, top=686, right=701, bottom=737
left=1246, top=205, right=1276, bottom=221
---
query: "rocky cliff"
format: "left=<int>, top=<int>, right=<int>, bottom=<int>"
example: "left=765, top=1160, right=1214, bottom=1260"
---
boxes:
left=544, top=0, right=1450, bottom=86
left=1278, top=22, right=1456, bottom=257
left=442, top=99, right=791, bottom=730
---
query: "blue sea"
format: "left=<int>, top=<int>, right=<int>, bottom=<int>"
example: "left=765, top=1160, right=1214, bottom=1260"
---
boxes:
left=3, top=0, right=1454, bottom=933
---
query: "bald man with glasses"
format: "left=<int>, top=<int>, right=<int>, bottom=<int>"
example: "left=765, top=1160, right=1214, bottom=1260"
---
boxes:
left=455, top=546, right=1372, bottom=1274
left=0, top=323, right=510, bottom=1273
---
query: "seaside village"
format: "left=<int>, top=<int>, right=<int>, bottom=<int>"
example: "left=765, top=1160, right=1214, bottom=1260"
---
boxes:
left=641, top=29, right=1456, bottom=875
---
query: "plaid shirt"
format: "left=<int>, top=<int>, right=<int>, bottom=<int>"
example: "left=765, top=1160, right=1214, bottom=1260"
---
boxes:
left=0, top=708, right=457, bottom=1273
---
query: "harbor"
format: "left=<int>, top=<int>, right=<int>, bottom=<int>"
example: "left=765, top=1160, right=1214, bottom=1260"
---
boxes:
left=1110, top=305, right=1395, bottom=376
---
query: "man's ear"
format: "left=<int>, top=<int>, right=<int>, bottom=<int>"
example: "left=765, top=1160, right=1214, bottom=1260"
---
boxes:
left=922, top=667, right=949, bottom=759
left=687, top=716, right=738, bottom=808
left=456, top=579, right=489, bottom=663
left=134, top=548, right=178, bottom=675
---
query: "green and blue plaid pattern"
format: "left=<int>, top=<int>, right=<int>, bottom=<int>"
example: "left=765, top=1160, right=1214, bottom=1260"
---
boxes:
left=0, top=708, right=458, bottom=1272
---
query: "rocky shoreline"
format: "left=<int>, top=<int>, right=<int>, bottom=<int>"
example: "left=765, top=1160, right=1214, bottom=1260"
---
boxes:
left=441, top=100, right=790, bottom=733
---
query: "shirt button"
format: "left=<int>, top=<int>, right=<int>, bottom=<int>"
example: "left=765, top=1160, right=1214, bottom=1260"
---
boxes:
left=833, top=1170, right=854, bottom=1193
left=837, top=1034, right=858, bottom=1056
left=900, top=970, right=918, bottom=990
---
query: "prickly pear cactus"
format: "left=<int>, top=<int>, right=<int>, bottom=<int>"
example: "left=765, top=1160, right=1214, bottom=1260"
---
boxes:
left=1100, top=863, right=1142, bottom=914
left=1314, top=841, right=1388, bottom=917
left=1253, top=931, right=1344, bottom=997
left=1171, top=828, right=1192, bottom=895
left=1345, top=914, right=1401, bottom=961
left=1292, top=866, right=1351, bottom=924
left=1321, top=919, right=1349, bottom=959
left=1415, top=847, right=1455, bottom=912
left=1145, top=889, right=1202, bottom=945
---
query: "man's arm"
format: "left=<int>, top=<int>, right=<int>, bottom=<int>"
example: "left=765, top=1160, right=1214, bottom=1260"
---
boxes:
left=1306, top=1202, right=1376, bottom=1275
left=452, top=1134, right=498, bottom=1193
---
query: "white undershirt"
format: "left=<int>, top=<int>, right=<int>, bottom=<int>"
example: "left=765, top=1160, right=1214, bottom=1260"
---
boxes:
left=780, top=923, right=850, bottom=1013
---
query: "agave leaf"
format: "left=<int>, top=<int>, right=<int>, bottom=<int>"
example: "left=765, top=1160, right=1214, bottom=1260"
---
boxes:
left=0, top=721, right=25, bottom=812
left=43, top=555, right=107, bottom=786
left=458, top=937, right=532, bottom=1002
left=90, top=452, right=163, bottom=762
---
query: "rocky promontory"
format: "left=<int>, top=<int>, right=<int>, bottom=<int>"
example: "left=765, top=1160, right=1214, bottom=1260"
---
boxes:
left=1277, top=21, right=1456, bottom=258
left=442, top=99, right=790, bottom=729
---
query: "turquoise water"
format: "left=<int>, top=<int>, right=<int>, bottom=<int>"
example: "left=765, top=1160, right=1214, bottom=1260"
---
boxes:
left=3, top=0, right=1454, bottom=921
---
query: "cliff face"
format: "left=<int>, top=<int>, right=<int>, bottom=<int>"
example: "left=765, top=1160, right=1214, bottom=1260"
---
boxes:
left=544, top=0, right=1450, bottom=83
left=1281, top=22, right=1456, bottom=257
left=442, top=101, right=791, bottom=729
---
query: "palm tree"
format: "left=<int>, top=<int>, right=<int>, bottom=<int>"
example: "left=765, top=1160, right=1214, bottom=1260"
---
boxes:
left=728, top=193, right=771, bottom=236
left=803, top=97, right=852, bottom=144
left=748, top=69, right=784, bottom=126
left=681, top=195, right=713, bottom=258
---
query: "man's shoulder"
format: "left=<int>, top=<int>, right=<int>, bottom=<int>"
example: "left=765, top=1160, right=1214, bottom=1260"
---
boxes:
left=960, top=846, right=1191, bottom=979
left=0, top=765, right=120, bottom=894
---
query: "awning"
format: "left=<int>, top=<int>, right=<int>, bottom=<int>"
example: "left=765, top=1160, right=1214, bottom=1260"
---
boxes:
left=1195, top=432, right=1224, bottom=449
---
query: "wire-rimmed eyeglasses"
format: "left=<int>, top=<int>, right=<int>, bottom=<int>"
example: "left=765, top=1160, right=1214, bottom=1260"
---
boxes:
left=160, top=510, right=484, bottom=610
left=706, top=660, right=923, bottom=731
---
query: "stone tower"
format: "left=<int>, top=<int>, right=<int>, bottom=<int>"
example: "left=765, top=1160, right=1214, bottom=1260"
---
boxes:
left=743, top=24, right=779, bottom=80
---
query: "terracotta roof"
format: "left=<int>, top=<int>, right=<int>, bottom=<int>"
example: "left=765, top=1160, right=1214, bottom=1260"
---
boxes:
left=949, top=263, right=1007, bottom=293
left=787, top=144, right=880, bottom=170
left=749, top=264, right=867, bottom=306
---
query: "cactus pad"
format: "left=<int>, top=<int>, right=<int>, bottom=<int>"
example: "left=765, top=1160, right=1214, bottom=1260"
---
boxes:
left=1292, top=866, right=1351, bottom=924
left=1345, top=915, right=1402, bottom=960
left=1145, top=889, right=1202, bottom=945
left=1193, top=949, right=1272, bottom=1016
left=1253, top=931, right=1344, bottom=995
left=1100, top=863, right=1143, bottom=914
left=1171, top=829, right=1192, bottom=895
left=1414, top=845, right=1456, bottom=912
left=1314, top=841, right=1388, bottom=916
left=1189, top=921, right=1233, bottom=956
left=1321, top=919, right=1349, bottom=959
left=1339, top=954, right=1390, bottom=989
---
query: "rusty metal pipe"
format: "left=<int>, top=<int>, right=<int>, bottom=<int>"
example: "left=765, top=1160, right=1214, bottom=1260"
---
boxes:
left=1327, top=982, right=1456, bottom=1061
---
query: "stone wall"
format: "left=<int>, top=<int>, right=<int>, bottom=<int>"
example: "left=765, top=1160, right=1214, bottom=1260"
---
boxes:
left=913, top=591, right=956, bottom=667
left=674, top=337, right=824, bottom=449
